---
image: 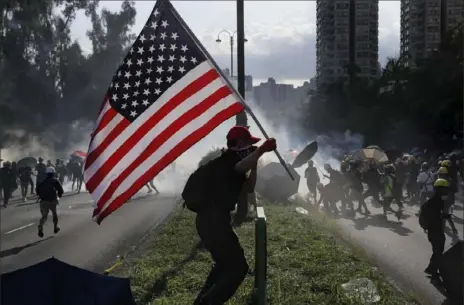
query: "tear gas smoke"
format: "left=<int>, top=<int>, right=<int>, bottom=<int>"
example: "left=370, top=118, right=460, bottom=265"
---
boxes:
left=156, top=99, right=365, bottom=196
left=1, top=98, right=364, bottom=198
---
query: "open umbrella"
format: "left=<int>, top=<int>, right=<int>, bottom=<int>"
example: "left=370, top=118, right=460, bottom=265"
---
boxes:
left=292, top=141, right=318, bottom=169
left=256, top=162, right=300, bottom=201
left=72, top=150, right=87, bottom=159
left=1, top=257, right=136, bottom=305
left=354, top=148, right=389, bottom=163
left=366, top=145, right=383, bottom=151
left=17, top=157, right=37, bottom=168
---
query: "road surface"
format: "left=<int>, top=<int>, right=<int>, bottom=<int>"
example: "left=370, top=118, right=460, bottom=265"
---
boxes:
left=0, top=189, right=178, bottom=274
left=335, top=197, right=463, bottom=305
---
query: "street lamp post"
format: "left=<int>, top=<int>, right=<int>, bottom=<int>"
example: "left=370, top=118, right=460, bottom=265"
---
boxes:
left=215, top=30, right=248, bottom=80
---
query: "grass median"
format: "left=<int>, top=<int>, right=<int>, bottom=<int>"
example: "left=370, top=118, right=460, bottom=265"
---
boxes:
left=118, top=200, right=414, bottom=305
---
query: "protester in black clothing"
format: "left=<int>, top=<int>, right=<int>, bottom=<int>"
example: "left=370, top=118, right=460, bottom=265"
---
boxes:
left=1, top=162, right=15, bottom=207
left=19, top=166, right=33, bottom=201
left=10, top=162, right=18, bottom=198
left=420, top=178, right=449, bottom=281
left=191, top=126, right=277, bottom=305
left=362, top=161, right=381, bottom=204
left=36, top=167, right=64, bottom=238
left=305, top=160, right=320, bottom=205
left=55, top=160, right=69, bottom=185
left=36, top=157, right=47, bottom=185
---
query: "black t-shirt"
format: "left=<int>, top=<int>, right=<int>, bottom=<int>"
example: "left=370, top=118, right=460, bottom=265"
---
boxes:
left=210, top=149, right=247, bottom=211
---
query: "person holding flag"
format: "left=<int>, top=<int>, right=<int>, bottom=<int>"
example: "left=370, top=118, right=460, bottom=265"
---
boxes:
left=83, top=0, right=288, bottom=302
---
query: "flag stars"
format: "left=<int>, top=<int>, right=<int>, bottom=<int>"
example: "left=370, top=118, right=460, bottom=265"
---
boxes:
left=159, top=44, right=166, bottom=51
left=137, top=58, right=144, bottom=66
left=122, top=93, right=129, bottom=100
left=149, top=45, right=156, bottom=52
left=139, top=34, right=146, bottom=43
left=190, top=57, right=198, bottom=64
left=146, top=67, right=153, bottom=74
left=153, top=9, right=160, bottom=17
left=134, top=80, right=141, bottom=88
left=171, top=32, right=179, bottom=40
left=170, top=44, right=177, bottom=51
left=155, top=78, right=162, bottom=85
left=157, top=55, right=165, bottom=63
left=121, top=103, right=128, bottom=109
left=150, top=22, right=158, bottom=30
left=124, top=82, right=130, bottom=89
left=156, top=66, right=164, bottom=74
left=144, top=78, right=152, bottom=86
left=160, top=32, right=167, bottom=40
left=137, top=47, right=144, bottom=54
left=133, top=90, right=140, bottom=97
left=131, top=100, right=139, bottom=107
left=135, top=70, right=142, bottom=77
left=124, top=71, right=132, bottom=78
left=143, top=89, right=150, bottom=96
left=167, top=66, right=174, bottom=73
left=179, top=66, right=186, bottom=73
left=181, top=45, right=188, bottom=52
left=117, top=71, right=122, bottom=77
left=112, top=94, right=118, bottom=101
left=147, top=57, right=154, bottom=64
left=169, top=55, right=176, bottom=62
left=179, top=56, right=187, bottom=63
left=161, top=20, right=169, bottom=28
left=154, top=88, right=161, bottom=95
left=114, top=83, right=120, bottom=89
left=125, top=59, right=133, bottom=67
left=142, top=99, right=149, bottom=106
left=166, top=76, right=173, bottom=83
left=130, top=110, right=137, bottom=117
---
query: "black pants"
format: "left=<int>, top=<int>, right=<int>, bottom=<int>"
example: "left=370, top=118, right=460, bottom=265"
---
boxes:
left=2, top=186, right=11, bottom=205
left=362, top=185, right=380, bottom=203
left=194, top=210, right=249, bottom=305
left=426, top=229, right=445, bottom=275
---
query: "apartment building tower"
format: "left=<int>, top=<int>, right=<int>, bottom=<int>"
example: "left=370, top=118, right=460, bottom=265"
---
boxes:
left=316, top=0, right=379, bottom=88
left=400, top=0, right=463, bottom=65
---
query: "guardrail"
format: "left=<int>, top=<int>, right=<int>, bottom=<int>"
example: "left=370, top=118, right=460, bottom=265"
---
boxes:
left=254, top=206, right=267, bottom=305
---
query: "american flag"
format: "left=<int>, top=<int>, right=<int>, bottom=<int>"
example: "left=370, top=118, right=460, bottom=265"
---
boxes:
left=84, top=0, right=244, bottom=224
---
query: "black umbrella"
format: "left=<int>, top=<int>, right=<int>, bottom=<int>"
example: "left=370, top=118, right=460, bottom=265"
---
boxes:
left=16, top=157, right=37, bottom=168
left=291, top=141, right=318, bottom=169
left=1, top=257, right=136, bottom=305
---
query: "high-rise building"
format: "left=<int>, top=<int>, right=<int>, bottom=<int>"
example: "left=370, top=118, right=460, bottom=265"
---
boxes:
left=316, top=0, right=379, bottom=88
left=400, top=0, right=463, bottom=65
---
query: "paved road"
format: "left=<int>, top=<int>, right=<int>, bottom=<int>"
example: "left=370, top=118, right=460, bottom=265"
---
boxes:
left=334, top=197, right=463, bottom=305
left=0, top=189, right=178, bottom=274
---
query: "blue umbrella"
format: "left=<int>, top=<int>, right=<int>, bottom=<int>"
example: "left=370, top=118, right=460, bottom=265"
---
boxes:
left=1, top=258, right=136, bottom=305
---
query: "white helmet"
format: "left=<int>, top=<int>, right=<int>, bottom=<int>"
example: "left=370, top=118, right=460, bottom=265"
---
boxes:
left=45, top=167, right=56, bottom=174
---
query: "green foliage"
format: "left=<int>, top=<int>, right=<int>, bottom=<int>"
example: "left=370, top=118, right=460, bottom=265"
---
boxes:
left=307, top=25, right=463, bottom=151
left=0, top=0, right=136, bottom=151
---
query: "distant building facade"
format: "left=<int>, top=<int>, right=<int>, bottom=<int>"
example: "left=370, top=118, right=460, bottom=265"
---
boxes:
left=316, top=0, right=379, bottom=87
left=400, top=0, right=463, bottom=66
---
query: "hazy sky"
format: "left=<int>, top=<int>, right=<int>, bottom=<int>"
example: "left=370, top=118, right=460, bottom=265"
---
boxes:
left=70, top=1, right=401, bottom=86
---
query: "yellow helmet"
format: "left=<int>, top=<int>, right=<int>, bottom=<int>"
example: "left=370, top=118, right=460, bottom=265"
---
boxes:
left=441, top=160, right=452, bottom=167
left=434, top=178, right=450, bottom=188
left=438, top=167, right=449, bottom=174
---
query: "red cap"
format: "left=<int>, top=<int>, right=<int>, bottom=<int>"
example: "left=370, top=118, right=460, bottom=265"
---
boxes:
left=227, top=126, right=261, bottom=144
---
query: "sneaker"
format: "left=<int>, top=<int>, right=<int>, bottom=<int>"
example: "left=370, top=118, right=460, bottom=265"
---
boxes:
left=38, top=228, right=44, bottom=238
left=54, top=226, right=60, bottom=234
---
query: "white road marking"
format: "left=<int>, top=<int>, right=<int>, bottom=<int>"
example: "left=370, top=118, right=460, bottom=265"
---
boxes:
left=4, top=223, right=35, bottom=235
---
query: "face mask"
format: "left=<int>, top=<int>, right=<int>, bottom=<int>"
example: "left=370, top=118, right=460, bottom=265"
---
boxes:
left=231, top=145, right=255, bottom=159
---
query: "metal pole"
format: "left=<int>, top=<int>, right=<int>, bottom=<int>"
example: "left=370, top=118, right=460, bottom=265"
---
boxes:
left=230, top=36, right=234, bottom=79
left=235, top=0, right=247, bottom=126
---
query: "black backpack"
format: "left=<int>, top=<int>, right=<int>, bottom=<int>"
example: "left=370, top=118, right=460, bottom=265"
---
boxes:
left=182, top=154, right=225, bottom=213
left=419, top=198, right=434, bottom=230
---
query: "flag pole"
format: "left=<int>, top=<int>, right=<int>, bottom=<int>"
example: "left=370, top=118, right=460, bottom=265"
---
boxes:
left=166, top=1, right=295, bottom=180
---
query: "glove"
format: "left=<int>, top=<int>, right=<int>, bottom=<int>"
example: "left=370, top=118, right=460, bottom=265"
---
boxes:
left=259, top=138, right=277, bottom=153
